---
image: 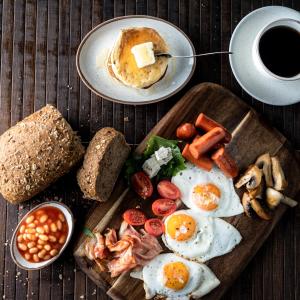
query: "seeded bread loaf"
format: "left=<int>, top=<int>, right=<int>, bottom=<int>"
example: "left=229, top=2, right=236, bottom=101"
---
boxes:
left=77, top=127, right=130, bottom=202
left=0, top=105, right=85, bottom=204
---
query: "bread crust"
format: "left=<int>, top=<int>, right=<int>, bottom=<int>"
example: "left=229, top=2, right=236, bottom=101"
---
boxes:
left=77, top=127, right=130, bottom=202
left=0, top=105, right=85, bottom=204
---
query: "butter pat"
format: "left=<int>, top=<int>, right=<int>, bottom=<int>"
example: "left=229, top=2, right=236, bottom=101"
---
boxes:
left=131, top=42, right=156, bottom=68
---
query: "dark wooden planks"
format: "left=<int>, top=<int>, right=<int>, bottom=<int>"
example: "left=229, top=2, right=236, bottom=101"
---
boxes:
left=34, top=0, right=47, bottom=111
left=68, top=0, right=81, bottom=129
left=10, top=3, right=27, bottom=297
left=79, top=0, right=92, bottom=143
left=23, top=1, right=39, bottom=300
left=0, top=1, right=298, bottom=300
left=0, top=1, right=14, bottom=300
left=90, top=0, right=103, bottom=139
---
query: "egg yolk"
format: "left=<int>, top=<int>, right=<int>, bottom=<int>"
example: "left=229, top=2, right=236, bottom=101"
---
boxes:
left=192, top=183, right=221, bottom=211
left=163, top=262, right=189, bottom=291
left=166, top=214, right=196, bottom=241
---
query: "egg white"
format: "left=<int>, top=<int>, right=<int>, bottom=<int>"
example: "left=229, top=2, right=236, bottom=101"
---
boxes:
left=162, top=209, right=242, bottom=262
left=171, top=163, right=244, bottom=217
left=130, top=253, right=220, bottom=299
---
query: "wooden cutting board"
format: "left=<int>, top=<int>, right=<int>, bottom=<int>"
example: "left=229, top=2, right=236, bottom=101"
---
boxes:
left=73, top=82, right=300, bottom=300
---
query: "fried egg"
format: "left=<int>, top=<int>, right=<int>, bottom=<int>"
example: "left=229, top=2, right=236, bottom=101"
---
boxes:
left=130, top=253, right=220, bottom=299
left=172, top=163, right=244, bottom=217
left=162, top=209, right=242, bottom=262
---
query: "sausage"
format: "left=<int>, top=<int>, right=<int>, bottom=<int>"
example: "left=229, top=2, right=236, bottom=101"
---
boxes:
left=211, top=146, right=239, bottom=178
left=189, top=127, right=226, bottom=159
left=176, top=123, right=197, bottom=140
left=193, top=135, right=224, bottom=150
left=182, top=144, right=213, bottom=171
left=195, top=113, right=232, bottom=143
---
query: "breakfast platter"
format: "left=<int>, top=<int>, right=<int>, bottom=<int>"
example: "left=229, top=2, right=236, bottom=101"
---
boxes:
left=73, top=82, right=300, bottom=299
left=0, top=3, right=300, bottom=300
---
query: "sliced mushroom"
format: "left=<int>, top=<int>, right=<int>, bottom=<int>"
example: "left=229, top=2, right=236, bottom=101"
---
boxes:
left=242, top=192, right=253, bottom=217
left=255, top=153, right=273, bottom=187
left=266, top=187, right=297, bottom=209
left=235, top=165, right=262, bottom=190
left=271, top=156, right=288, bottom=191
left=248, top=178, right=265, bottom=199
left=250, top=199, right=271, bottom=220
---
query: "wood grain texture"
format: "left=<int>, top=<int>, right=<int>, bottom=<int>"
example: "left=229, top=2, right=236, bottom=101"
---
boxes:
left=0, top=1, right=299, bottom=299
left=74, top=83, right=300, bottom=300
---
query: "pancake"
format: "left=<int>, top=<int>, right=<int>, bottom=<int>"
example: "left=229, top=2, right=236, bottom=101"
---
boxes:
left=109, top=27, right=169, bottom=89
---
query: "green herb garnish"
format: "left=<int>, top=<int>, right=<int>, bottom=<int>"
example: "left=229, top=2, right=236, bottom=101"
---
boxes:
left=83, top=227, right=95, bottom=238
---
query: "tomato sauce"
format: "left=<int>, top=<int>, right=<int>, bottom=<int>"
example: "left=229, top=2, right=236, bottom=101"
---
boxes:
left=16, top=206, right=68, bottom=263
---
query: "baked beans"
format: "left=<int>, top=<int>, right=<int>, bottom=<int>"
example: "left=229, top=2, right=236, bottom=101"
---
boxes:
left=16, top=206, right=68, bottom=263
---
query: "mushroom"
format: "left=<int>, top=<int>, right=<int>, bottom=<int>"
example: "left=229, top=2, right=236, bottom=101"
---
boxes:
left=266, top=187, right=297, bottom=209
left=255, top=153, right=273, bottom=187
left=271, top=156, right=288, bottom=191
left=235, top=165, right=262, bottom=190
left=250, top=199, right=271, bottom=220
left=242, top=192, right=253, bottom=217
left=248, top=178, right=265, bottom=199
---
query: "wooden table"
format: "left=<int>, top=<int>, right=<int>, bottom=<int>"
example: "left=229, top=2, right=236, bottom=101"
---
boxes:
left=0, top=1, right=298, bottom=299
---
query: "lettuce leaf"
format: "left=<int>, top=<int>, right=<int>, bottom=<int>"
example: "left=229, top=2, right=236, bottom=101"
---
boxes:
left=144, top=136, right=186, bottom=179
left=124, top=135, right=186, bottom=182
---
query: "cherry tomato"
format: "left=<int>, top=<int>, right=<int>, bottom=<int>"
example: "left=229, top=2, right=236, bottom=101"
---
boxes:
left=152, top=199, right=177, bottom=216
left=123, top=209, right=147, bottom=226
left=131, top=172, right=153, bottom=199
left=176, top=123, right=197, bottom=140
left=157, top=180, right=181, bottom=200
left=144, top=218, right=165, bottom=236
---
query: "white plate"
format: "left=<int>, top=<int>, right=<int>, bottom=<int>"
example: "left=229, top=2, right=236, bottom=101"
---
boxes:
left=10, top=202, right=74, bottom=270
left=76, top=15, right=196, bottom=105
left=229, top=6, right=300, bottom=106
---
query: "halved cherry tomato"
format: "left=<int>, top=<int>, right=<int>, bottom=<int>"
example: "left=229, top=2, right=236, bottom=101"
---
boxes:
left=152, top=199, right=177, bottom=216
left=131, top=172, right=153, bottom=199
left=123, top=209, right=147, bottom=226
left=157, top=180, right=181, bottom=200
left=144, top=218, right=165, bottom=236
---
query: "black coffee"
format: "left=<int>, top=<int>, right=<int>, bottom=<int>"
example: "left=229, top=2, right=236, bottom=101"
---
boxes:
left=259, top=25, right=300, bottom=78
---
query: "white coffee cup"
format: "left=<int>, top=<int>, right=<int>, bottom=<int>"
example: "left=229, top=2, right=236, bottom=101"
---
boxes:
left=252, top=18, right=300, bottom=81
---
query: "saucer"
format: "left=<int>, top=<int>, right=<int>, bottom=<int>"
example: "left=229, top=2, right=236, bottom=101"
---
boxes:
left=229, top=6, right=300, bottom=106
left=76, top=16, right=196, bottom=105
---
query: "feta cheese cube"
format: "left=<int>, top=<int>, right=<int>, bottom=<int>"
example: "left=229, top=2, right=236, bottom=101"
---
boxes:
left=131, top=42, right=156, bottom=69
left=154, top=147, right=173, bottom=166
left=142, top=156, right=161, bottom=178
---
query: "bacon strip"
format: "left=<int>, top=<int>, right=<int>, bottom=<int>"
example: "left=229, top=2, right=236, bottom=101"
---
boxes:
left=84, top=221, right=162, bottom=278
left=94, top=232, right=108, bottom=259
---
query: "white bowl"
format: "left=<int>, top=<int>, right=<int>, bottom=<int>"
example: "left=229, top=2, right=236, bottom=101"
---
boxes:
left=76, top=15, right=196, bottom=105
left=10, top=201, right=74, bottom=270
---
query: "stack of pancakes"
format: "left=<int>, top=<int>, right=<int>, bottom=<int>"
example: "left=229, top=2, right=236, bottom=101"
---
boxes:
left=108, top=27, right=169, bottom=89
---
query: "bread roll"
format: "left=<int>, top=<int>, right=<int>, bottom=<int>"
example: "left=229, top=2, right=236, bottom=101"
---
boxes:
left=77, top=127, right=130, bottom=202
left=0, top=105, right=85, bottom=204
